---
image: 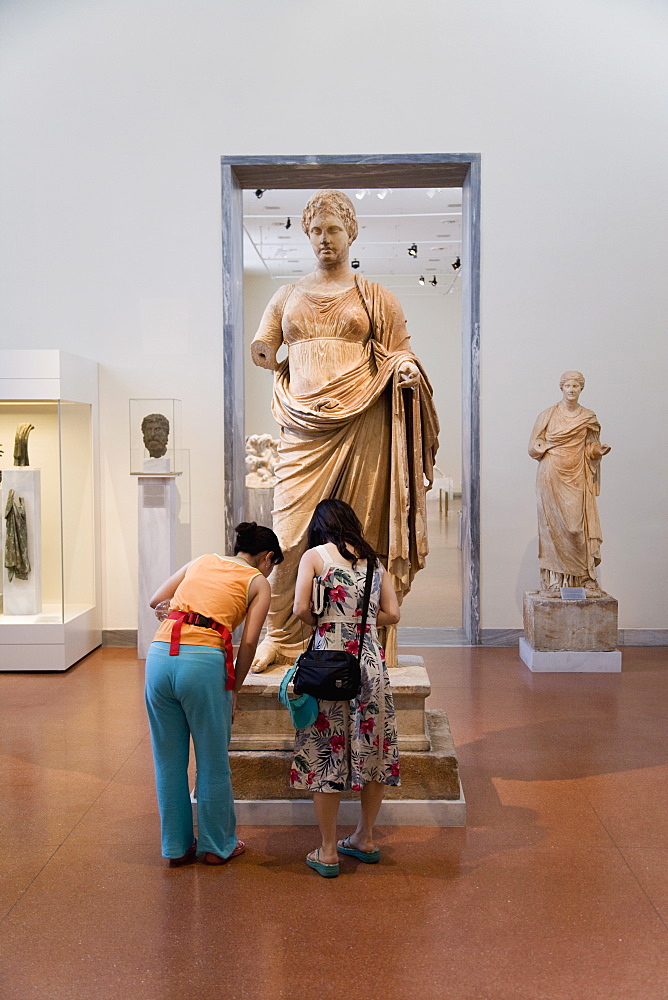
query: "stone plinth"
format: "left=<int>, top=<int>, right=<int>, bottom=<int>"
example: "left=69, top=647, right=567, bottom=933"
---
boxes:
left=230, top=709, right=460, bottom=801
left=232, top=654, right=431, bottom=752
left=523, top=590, right=618, bottom=651
left=519, top=637, right=621, bottom=672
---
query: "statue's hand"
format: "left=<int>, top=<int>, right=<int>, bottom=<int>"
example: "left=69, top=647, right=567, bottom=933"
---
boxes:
left=397, top=360, right=420, bottom=388
left=251, top=340, right=278, bottom=371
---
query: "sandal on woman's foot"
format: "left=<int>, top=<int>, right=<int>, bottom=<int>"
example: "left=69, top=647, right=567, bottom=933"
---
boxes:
left=168, top=841, right=197, bottom=867
left=203, top=841, right=246, bottom=865
left=337, top=836, right=380, bottom=864
left=306, top=849, right=339, bottom=878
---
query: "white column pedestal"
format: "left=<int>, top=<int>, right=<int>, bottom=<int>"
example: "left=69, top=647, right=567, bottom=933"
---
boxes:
left=519, top=636, right=622, bottom=672
left=2, top=468, right=42, bottom=616
left=137, top=476, right=177, bottom=659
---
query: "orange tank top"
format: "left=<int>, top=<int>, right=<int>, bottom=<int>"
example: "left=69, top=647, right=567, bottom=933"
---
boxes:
left=153, top=554, right=261, bottom=649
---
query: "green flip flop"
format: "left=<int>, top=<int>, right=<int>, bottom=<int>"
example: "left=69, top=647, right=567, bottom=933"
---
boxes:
left=306, top=849, right=339, bottom=878
left=337, top=836, right=381, bottom=864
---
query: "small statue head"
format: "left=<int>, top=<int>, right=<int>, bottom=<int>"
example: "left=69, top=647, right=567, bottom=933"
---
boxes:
left=301, top=189, right=359, bottom=248
left=141, top=413, right=170, bottom=458
left=559, top=371, right=585, bottom=404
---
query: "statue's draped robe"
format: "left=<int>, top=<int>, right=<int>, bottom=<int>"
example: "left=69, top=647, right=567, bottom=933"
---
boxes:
left=529, top=402, right=603, bottom=584
left=4, top=488, right=30, bottom=582
left=252, top=275, right=439, bottom=664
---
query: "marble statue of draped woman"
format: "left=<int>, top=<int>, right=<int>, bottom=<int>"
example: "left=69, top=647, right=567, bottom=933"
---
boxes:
left=250, top=190, right=439, bottom=670
left=529, top=371, right=610, bottom=597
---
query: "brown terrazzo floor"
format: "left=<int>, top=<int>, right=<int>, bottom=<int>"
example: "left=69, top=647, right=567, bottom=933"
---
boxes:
left=2, top=645, right=668, bottom=999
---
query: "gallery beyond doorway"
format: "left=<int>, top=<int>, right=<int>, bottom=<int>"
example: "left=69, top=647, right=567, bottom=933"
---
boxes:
left=221, top=155, right=481, bottom=644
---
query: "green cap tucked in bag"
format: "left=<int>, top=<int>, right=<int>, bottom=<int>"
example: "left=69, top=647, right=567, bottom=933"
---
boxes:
left=278, top=665, right=319, bottom=729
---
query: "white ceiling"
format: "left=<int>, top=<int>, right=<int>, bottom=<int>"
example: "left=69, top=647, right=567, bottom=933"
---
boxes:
left=243, top=187, right=463, bottom=295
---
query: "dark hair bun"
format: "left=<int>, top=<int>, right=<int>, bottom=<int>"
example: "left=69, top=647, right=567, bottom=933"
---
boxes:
left=233, top=521, right=284, bottom=565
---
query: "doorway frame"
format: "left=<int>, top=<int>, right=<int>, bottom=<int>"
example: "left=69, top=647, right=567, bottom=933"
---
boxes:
left=221, top=154, right=481, bottom=644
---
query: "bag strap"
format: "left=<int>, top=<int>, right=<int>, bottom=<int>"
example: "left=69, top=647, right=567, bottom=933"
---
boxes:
left=356, top=560, right=374, bottom=666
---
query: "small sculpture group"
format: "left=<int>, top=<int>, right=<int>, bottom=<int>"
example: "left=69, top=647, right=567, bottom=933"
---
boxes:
left=245, top=434, right=279, bottom=488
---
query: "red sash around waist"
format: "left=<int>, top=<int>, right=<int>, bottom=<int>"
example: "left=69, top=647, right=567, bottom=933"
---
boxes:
left=166, top=611, right=235, bottom=690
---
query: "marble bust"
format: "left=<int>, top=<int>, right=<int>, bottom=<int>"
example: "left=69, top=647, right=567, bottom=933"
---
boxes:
left=529, top=371, right=610, bottom=598
left=141, top=413, right=170, bottom=459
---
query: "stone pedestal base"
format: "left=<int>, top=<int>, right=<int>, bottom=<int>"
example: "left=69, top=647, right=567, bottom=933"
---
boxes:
left=519, top=637, right=622, bottom=673
left=137, top=476, right=177, bottom=659
left=231, top=789, right=466, bottom=828
left=232, top=654, right=431, bottom=752
left=229, top=709, right=460, bottom=801
left=523, top=590, right=618, bottom=651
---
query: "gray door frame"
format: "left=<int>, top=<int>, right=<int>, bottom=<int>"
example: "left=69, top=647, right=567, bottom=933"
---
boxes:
left=220, top=154, right=481, bottom=643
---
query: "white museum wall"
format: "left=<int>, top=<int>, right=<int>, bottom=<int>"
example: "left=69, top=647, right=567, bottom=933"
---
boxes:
left=1, top=0, right=666, bottom=631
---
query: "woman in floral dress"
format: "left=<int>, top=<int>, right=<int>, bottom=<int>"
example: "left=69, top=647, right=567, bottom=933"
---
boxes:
left=292, top=499, right=401, bottom=877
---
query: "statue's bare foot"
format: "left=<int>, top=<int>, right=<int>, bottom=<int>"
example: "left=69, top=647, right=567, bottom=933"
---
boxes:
left=539, top=584, right=562, bottom=599
left=251, top=638, right=279, bottom=673
left=584, top=579, right=603, bottom=598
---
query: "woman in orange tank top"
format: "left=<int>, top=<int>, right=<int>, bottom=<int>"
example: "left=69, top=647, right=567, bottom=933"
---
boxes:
left=145, top=522, right=283, bottom=866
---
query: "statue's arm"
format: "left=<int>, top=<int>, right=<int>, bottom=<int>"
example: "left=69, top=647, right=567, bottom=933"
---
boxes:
left=250, top=287, right=290, bottom=371
left=528, top=409, right=552, bottom=461
left=378, top=288, right=421, bottom=386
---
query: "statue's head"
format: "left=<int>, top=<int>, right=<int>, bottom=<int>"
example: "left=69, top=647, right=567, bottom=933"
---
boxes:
left=141, top=413, right=170, bottom=458
left=301, top=190, right=358, bottom=244
left=559, top=371, right=585, bottom=390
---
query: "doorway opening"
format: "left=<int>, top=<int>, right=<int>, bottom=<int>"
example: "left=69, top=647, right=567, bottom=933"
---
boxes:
left=221, top=155, right=480, bottom=643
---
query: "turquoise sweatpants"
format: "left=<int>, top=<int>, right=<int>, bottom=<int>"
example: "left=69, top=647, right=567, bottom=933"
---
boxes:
left=145, top=641, right=238, bottom=860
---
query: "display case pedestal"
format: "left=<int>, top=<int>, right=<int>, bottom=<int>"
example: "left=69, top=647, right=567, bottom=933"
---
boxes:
left=137, top=475, right=177, bottom=659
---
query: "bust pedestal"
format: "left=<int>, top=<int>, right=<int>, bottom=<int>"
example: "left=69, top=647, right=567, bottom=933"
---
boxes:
left=520, top=590, right=621, bottom=672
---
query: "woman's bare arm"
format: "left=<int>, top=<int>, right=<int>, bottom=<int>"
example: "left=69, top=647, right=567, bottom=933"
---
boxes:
left=293, top=549, right=322, bottom=626
left=234, top=575, right=272, bottom=691
left=149, top=561, right=195, bottom=608
left=376, top=566, right=400, bottom=626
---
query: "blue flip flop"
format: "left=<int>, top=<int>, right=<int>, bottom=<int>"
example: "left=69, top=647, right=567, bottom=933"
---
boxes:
left=306, top=849, right=339, bottom=878
left=337, top=836, right=381, bottom=864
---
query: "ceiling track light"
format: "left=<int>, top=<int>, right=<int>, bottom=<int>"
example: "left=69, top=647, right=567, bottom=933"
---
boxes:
left=452, top=256, right=461, bottom=271
left=285, top=217, right=291, bottom=229
left=255, top=189, right=266, bottom=199
left=407, top=243, right=418, bottom=257
left=351, top=258, right=360, bottom=269
left=418, top=275, right=425, bottom=286
left=429, top=275, right=438, bottom=286
left=355, top=189, right=369, bottom=200
left=377, top=188, right=393, bottom=200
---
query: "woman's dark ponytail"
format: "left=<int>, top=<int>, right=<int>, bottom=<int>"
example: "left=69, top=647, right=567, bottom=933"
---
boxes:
left=234, top=521, right=284, bottom=564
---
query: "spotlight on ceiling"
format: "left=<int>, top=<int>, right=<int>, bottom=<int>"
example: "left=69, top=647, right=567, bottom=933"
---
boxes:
left=429, top=275, right=438, bottom=286
left=377, top=188, right=393, bottom=200
left=355, top=189, right=368, bottom=200
left=255, top=189, right=266, bottom=199
left=407, top=243, right=418, bottom=257
left=351, top=258, right=360, bottom=269
left=418, top=275, right=425, bottom=286
left=426, top=188, right=441, bottom=199
left=452, top=256, right=461, bottom=271
left=285, top=217, right=291, bottom=229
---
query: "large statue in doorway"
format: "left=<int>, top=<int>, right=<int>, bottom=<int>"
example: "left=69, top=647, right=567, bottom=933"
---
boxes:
left=529, top=371, right=610, bottom=597
left=250, top=189, right=439, bottom=670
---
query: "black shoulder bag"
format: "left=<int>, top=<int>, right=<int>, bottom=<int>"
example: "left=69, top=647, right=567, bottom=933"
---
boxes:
left=293, top=560, right=374, bottom=701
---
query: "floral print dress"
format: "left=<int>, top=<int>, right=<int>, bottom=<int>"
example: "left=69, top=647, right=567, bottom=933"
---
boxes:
left=290, top=545, right=401, bottom=793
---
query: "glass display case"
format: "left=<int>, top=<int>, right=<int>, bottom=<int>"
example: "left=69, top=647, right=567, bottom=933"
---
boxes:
left=0, top=351, right=100, bottom=670
left=129, top=398, right=183, bottom=475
